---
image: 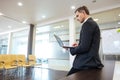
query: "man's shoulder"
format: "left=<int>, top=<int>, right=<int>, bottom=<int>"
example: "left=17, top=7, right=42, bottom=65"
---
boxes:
left=86, top=18, right=99, bottom=27
left=87, top=18, right=95, bottom=23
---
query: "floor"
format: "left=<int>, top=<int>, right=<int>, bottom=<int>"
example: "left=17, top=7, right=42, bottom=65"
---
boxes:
left=41, top=59, right=70, bottom=71
left=0, top=60, right=120, bottom=80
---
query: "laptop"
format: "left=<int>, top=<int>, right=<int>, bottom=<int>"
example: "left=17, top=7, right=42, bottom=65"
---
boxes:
left=54, top=34, right=73, bottom=48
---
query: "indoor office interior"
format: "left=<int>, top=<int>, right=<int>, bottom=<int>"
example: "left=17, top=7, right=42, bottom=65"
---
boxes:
left=0, top=0, right=120, bottom=80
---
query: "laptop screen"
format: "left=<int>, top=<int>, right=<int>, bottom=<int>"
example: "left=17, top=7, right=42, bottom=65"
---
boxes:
left=54, top=34, right=64, bottom=47
left=54, top=34, right=74, bottom=48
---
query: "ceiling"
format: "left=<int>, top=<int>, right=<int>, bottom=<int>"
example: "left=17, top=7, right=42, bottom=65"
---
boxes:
left=0, top=0, right=120, bottom=33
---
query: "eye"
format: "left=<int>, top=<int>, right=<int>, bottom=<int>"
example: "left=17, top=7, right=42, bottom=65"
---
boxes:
left=76, top=15, right=79, bottom=18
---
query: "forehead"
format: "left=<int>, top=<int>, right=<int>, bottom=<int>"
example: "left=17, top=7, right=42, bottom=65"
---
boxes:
left=75, top=11, right=80, bottom=15
left=75, top=11, right=81, bottom=17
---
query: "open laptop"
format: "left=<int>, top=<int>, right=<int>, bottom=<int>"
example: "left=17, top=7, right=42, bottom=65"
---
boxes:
left=54, top=34, right=73, bottom=48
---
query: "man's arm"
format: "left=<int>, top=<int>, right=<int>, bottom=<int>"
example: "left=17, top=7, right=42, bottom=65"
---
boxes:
left=70, top=22, right=95, bottom=55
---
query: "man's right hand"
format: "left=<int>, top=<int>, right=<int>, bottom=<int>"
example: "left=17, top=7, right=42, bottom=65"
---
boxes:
left=72, top=43, right=78, bottom=47
left=63, top=47, right=69, bottom=50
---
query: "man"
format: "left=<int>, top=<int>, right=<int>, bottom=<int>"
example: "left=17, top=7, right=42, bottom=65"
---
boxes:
left=64, top=6, right=104, bottom=76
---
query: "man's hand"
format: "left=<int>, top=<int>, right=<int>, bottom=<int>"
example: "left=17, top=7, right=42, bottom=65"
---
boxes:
left=62, top=42, right=78, bottom=50
left=63, top=46, right=69, bottom=50
left=72, top=42, right=78, bottom=47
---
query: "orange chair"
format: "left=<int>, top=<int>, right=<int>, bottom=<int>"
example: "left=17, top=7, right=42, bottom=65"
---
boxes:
left=28, top=55, right=36, bottom=66
left=0, top=54, right=19, bottom=80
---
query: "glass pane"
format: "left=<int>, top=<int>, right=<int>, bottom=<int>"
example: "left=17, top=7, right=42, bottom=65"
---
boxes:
left=35, top=20, right=69, bottom=65
left=11, top=29, right=29, bottom=56
left=0, top=34, right=8, bottom=54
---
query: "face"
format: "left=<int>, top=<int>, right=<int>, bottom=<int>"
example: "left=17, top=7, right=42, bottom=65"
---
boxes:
left=75, top=11, right=85, bottom=23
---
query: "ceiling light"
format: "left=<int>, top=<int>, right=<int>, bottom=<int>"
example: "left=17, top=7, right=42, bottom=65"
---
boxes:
left=94, top=18, right=98, bottom=21
left=42, top=15, right=46, bottom=19
left=22, top=21, right=27, bottom=24
left=0, top=12, right=4, bottom=16
left=71, top=6, right=75, bottom=10
left=18, top=2, right=23, bottom=6
left=8, top=26, right=12, bottom=29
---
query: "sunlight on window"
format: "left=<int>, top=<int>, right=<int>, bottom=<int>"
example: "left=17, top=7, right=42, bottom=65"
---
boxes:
left=35, top=42, right=53, bottom=58
left=35, top=34, right=52, bottom=58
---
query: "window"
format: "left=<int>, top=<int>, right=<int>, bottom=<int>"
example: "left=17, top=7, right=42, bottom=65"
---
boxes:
left=0, top=34, right=8, bottom=54
left=35, top=20, right=69, bottom=65
left=11, top=29, right=29, bottom=56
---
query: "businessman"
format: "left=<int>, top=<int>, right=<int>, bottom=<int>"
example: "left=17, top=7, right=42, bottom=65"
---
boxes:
left=64, top=6, right=104, bottom=76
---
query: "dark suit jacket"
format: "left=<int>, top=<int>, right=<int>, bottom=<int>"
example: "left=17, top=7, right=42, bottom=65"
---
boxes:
left=70, top=18, right=104, bottom=69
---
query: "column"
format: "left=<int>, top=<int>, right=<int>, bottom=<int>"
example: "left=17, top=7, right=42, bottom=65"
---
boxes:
left=69, top=16, right=76, bottom=67
left=7, top=32, right=12, bottom=54
left=27, top=24, right=36, bottom=62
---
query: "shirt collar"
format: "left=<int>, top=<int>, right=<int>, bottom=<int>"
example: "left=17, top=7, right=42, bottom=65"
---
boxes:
left=82, top=16, right=91, bottom=24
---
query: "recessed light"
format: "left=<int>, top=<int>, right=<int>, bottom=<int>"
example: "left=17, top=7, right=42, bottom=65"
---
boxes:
left=18, top=2, right=23, bottom=6
left=22, top=21, right=27, bottom=24
left=71, top=6, right=75, bottom=10
left=8, top=26, right=12, bottom=29
left=0, top=12, right=4, bottom=16
left=42, top=15, right=46, bottom=19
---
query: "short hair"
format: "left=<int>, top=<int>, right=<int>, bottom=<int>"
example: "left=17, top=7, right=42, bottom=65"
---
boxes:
left=75, top=6, right=90, bottom=15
